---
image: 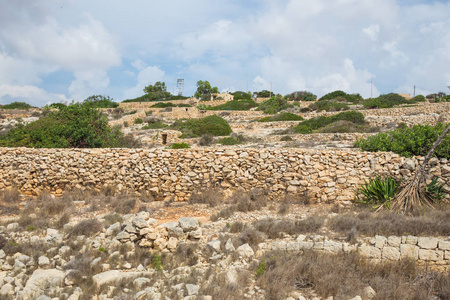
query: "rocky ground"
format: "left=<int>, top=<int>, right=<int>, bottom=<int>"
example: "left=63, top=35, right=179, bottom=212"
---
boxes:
left=0, top=188, right=449, bottom=300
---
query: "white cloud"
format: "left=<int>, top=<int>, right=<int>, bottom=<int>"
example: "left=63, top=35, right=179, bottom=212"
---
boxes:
left=68, top=69, right=110, bottom=101
left=363, top=24, right=380, bottom=41
left=123, top=66, right=166, bottom=99
left=131, top=59, right=147, bottom=71
left=0, top=84, right=68, bottom=107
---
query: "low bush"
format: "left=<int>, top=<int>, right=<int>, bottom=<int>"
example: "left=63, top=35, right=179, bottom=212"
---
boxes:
left=410, top=95, right=426, bottom=102
left=293, top=111, right=365, bottom=134
left=319, top=90, right=363, bottom=103
left=134, top=118, right=143, bottom=124
left=0, top=188, right=21, bottom=203
left=280, top=135, right=293, bottom=141
left=0, top=102, right=33, bottom=110
left=286, top=91, right=316, bottom=101
left=69, top=219, right=103, bottom=237
left=151, top=102, right=191, bottom=108
left=217, top=136, right=240, bottom=145
left=206, top=99, right=259, bottom=111
left=189, top=187, right=223, bottom=207
left=83, top=95, right=118, bottom=108
left=172, top=115, right=232, bottom=138
left=363, top=93, right=414, bottom=109
left=355, top=123, right=450, bottom=159
left=169, top=142, right=190, bottom=149
left=231, top=91, right=252, bottom=100
left=257, top=96, right=293, bottom=114
left=316, top=120, right=379, bottom=133
left=0, top=103, right=136, bottom=148
left=198, top=134, right=214, bottom=146
left=253, top=216, right=325, bottom=238
left=258, top=112, right=304, bottom=122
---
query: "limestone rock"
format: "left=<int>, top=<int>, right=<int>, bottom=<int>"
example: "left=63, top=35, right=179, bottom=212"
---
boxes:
left=179, top=217, right=199, bottom=232
left=23, top=269, right=65, bottom=299
left=236, top=244, right=254, bottom=258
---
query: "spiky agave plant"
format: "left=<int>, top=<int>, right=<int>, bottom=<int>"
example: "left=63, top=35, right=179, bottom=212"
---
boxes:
left=357, top=176, right=401, bottom=208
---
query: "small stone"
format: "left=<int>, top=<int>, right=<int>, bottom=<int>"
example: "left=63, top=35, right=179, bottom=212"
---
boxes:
left=186, top=284, right=199, bottom=296
left=225, top=238, right=235, bottom=251
left=417, top=237, right=438, bottom=249
left=207, top=239, right=221, bottom=252
left=363, top=286, right=376, bottom=299
left=123, top=263, right=132, bottom=269
left=38, top=256, right=50, bottom=267
left=178, top=217, right=199, bottom=232
left=236, top=243, right=254, bottom=258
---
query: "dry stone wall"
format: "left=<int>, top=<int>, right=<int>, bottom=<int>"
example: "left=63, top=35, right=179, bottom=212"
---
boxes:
left=1, top=148, right=449, bottom=202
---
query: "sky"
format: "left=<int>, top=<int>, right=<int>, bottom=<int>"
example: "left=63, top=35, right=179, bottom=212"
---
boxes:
left=0, top=0, right=449, bottom=107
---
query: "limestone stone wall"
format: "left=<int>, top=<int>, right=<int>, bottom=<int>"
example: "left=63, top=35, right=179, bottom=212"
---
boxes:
left=1, top=148, right=449, bottom=202
left=263, top=234, right=450, bottom=265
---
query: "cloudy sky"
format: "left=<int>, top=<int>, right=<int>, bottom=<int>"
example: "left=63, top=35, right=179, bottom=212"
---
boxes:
left=1, top=0, right=449, bottom=106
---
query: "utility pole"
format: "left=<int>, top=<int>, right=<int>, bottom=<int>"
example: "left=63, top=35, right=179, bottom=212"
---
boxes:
left=370, top=79, right=373, bottom=99
left=246, top=73, right=248, bottom=93
left=413, top=85, right=416, bottom=97
left=270, top=82, right=272, bottom=98
left=172, top=75, right=175, bottom=95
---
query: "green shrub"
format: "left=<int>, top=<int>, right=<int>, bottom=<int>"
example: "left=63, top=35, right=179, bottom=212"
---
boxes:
left=257, top=96, right=293, bottom=114
left=0, top=103, right=134, bottom=148
left=83, top=95, right=118, bottom=108
left=258, top=112, right=304, bottom=122
left=152, top=254, right=162, bottom=271
left=198, top=134, right=214, bottom=146
left=134, top=118, right=143, bottom=124
left=169, top=142, right=190, bottom=149
left=151, top=102, right=192, bottom=108
left=293, top=111, right=365, bottom=134
left=319, top=91, right=363, bottom=103
left=356, top=176, right=400, bottom=207
left=172, top=115, right=232, bottom=138
left=231, top=91, right=252, bottom=100
left=410, top=95, right=426, bottom=102
left=1, top=102, right=33, bottom=110
left=49, top=103, right=67, bottom=109
left=305, top=100, right=350, bottom=112
left=287, top=91, right=316, bottom=101
left=280, top=136, right=293, bottom=141
left=217, top=137, right=240, bottom=145
left=206, top=99, right=258, bottom=111
left=256, top=259, right=266, bottom=277
left=355, top=123, right=450, bottom=159
left=316, top=120, right=379, bottom=133
left=363, top=93, right=412, bottom=109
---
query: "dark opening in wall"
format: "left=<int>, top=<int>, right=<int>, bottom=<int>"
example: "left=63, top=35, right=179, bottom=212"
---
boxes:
left=162, top=133, right=168, bottom=145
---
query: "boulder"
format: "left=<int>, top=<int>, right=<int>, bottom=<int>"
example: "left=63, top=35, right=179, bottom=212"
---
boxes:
left=178, top=217, right=199, bottom=232
left=236, top=244, right=254, bottom=258
left=22, top=269, right=65, bottom=299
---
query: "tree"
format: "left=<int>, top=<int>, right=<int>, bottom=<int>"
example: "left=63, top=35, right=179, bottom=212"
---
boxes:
left=195, top=80, right=219, bottom=101
left=0, top=102, right=135, bottom=148
left=377, top=124, right=450, bottom=215
left=254, top=90, right=271, bottom=98
left=83, top=95, right=118, bottom=108
left=143, top=81, right=167, bottom=94
left=142, top=81, right=171, bottom=101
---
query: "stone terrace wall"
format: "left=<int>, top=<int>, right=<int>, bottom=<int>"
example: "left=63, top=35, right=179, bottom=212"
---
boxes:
left=1, top=148, right=449, bottom=202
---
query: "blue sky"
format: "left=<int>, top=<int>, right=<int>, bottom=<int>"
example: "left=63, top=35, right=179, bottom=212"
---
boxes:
left=0, top=0, right=449, bottom=106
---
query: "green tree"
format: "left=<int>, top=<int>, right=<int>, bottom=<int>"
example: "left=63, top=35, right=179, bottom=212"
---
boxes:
left=143, top=81, right=167, bottom=94
left=142, top=81, right=171, bottom=101
left=83, top=95, right=118, bottom=108
left=0, top=103, right=134, bottom=148
left=195, top=80, right=219, bottom=101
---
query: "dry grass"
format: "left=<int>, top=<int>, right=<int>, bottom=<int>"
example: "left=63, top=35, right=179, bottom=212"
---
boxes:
left=329, top=209, right=450, bottom=237
left=258, top=250, right=450, bottom=300
left=0, top=187, right=21, bottom=203
left=69, top=219, right=103, bottom=237
left=189, top=187, right=223, bottom=207
left=253, top=216, right=325, bottom=239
